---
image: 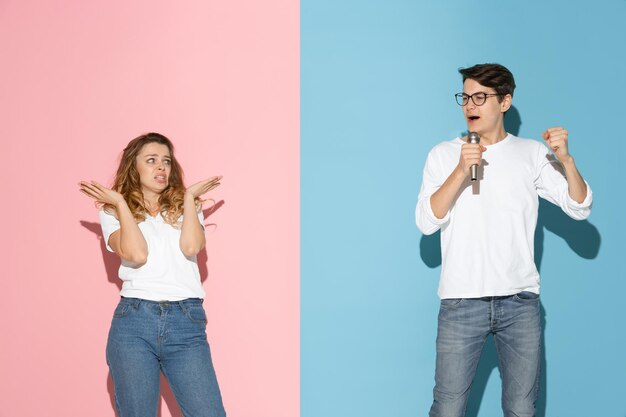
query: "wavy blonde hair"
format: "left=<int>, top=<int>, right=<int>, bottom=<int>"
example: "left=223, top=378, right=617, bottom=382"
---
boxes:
left=103, top=132, right=199, bottom=226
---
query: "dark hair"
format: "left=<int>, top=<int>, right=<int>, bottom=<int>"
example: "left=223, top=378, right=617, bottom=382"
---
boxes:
left=458, top=63, right=516, bottom=101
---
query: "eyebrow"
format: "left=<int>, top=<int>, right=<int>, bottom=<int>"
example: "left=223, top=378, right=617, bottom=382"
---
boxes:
left=143, top=154, right=171, bottom=158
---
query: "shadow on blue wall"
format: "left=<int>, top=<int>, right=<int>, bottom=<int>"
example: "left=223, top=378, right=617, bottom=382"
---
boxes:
left=418, top=106, right=600, bottom=416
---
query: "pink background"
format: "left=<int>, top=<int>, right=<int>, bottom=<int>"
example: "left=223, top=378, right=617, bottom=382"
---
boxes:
left=0, top=1, right=299, bottom=416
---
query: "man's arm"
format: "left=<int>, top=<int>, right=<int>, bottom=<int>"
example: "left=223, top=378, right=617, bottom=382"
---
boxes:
left=542, top=127, right=587, bottom=203
left=430, top=142, right=486, bottom=219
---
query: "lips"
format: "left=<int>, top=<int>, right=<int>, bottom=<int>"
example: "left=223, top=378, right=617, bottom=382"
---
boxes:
left=467, top=115, right=480, bottom=126
left=154, top=174, right=167, bottom=184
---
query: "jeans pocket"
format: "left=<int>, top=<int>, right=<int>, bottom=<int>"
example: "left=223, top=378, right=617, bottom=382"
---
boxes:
left=184, top=305, right=208, bottom=324
left=513, top=291, right=540, bottom=303
left=440, top=298, right=464, bottom=309
left=112, top=301, right=131, bottom=318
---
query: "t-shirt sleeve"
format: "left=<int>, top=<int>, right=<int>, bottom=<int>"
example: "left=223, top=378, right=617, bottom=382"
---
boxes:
left=415, top=149, right=451, bottom=235
left=534, top=144, right=592, bottom=220
left=197, top=206, right=205, bottom=230
left=99, top=209, right=120, bottom=252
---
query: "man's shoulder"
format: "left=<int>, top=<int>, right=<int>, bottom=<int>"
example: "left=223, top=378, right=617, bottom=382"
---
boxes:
left=429, top=137, right=463, bottom=155
left=507, top=134, right=545, bottom=151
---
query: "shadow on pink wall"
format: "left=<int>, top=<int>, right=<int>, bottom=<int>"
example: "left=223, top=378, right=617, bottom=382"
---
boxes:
left=80, top=201, right=225, bottom=417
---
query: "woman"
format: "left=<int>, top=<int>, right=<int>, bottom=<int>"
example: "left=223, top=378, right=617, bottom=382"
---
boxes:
left=79, top=132, right=226, bottom=417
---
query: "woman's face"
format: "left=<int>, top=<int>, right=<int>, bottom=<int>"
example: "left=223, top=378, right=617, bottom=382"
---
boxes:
left=135, top=142, right=172, bottom=196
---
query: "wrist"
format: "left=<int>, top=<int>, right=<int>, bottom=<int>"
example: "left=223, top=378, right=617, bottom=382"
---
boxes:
left=113, top=198, right=127, bottom=209
left=560, top=154, right=575, bottom=167
left=453, top=165, right=467, bottom=180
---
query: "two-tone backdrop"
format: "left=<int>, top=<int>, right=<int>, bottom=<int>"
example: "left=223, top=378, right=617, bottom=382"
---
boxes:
left=2, top=1, right=624, bottom=416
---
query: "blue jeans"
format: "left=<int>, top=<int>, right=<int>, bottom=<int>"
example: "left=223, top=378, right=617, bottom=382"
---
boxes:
left=106, top=297, right=226, bottom=417
left=429, top=292, right=541, bottom=417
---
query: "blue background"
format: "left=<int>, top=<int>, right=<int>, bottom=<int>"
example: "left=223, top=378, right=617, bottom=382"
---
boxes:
left=301, top=1, right=625, bottom=416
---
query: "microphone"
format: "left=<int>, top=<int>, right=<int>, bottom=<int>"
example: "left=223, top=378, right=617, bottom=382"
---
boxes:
left=467, top=131, right=480, bottom=181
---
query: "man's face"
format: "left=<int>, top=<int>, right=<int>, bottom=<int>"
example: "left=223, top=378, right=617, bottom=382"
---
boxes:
left=462, top=78, right=511, bottom=135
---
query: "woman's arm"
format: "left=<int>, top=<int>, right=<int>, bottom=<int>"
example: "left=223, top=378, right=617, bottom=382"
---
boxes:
left=179, top=176, right=221, bottom=257
left=80, top=181, right=148, bottom=266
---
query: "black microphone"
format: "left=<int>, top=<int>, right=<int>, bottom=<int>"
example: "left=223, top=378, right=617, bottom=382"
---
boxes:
left=467, top=132, right=480, bottom=181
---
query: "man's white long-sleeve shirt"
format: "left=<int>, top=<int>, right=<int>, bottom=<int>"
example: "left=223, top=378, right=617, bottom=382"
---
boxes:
left=416, top=134, right=592, bottom=299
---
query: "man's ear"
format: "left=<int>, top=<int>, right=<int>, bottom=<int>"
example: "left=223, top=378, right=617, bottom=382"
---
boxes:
left=500, top=94, right=512, bottom=113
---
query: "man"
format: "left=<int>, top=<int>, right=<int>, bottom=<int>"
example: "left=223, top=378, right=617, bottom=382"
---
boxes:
left=415, top=63, right=592, bottom=417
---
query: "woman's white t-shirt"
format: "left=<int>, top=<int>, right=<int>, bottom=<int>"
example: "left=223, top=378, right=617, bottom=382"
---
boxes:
left=99, top=209, right=206, bottom=301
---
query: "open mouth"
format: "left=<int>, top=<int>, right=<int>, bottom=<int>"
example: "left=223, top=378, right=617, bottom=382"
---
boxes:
left=468, top=116, right=480, bottom=121
left=154, top=175, right=167, bottom=184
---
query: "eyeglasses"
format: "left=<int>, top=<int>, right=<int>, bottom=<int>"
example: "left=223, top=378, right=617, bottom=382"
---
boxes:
left=455, top=92, right=502, bottom=106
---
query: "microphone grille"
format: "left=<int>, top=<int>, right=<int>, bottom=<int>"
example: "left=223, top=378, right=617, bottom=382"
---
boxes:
left=468, top=132, right=481, bottom=144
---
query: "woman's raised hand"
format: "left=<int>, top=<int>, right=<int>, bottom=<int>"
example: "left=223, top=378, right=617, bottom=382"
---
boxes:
left=185, top=176, right=222, bottom=199
left=79, top=181, right=125, bottom=207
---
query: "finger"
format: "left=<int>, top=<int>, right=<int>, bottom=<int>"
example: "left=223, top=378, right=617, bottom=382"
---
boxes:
left=464, top=155, right=482, bottom=164
left=79, top=186, right=94, bottom=196
left=548, top=142, right=562, bottom=151
left=90, top=181, right=108, bottom=191
left=546, top=127, right=565, bottom=133
left=80, top=189, right=101, bottom=201
left=204, top=182, right=221, bottom=193
left=547, top=140, right=561, bottom=151
left=79, top=180, right=96, bottom=189
left=80, top=182, right=101, bottom=195
left=549, top=136, right=566, bottom=144
left=193, top=182, right=220, bottom=197
left=463, top=149, right=483, bottom=157
left=197, top=184, right=212, bottom=194
left=462, top=143, right=482, bottom=151
left=549, top=135, right=565, bottom=144
left=548, top=130, right=567, bottom=138
left=195, top=177, right=220, bottom=189
left=199, top=185, right=216, bottom=195
left=79, top=189, right=93, bottom=198
left=207, top=179, right=220, bottom=187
